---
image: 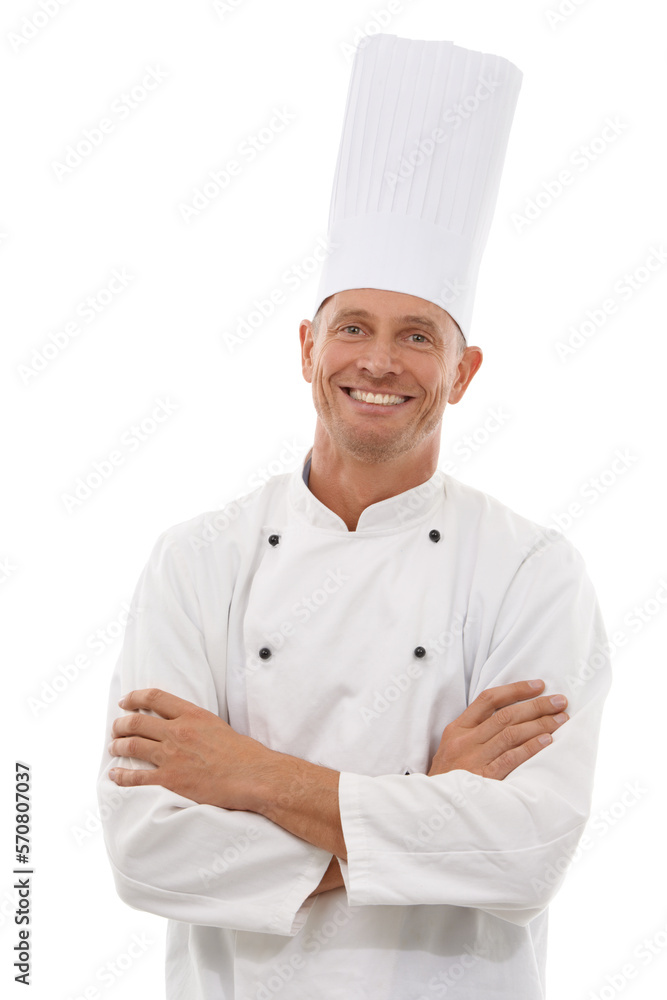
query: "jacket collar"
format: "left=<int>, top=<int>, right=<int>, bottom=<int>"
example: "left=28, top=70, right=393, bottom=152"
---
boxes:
left=288, top=447, right=447, bottom=534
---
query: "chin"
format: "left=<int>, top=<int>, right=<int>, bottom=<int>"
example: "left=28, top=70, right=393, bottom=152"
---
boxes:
left=337, top=432, right=416, bottom=464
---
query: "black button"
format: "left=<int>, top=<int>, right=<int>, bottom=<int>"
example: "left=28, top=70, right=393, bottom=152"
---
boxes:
left=429, top=529, right=440, bottom=542
left=268, top=534, right=280, bottom=546
left=414, top=646, right=426, bottom=658
left=259, top=647, right=272, bottom=659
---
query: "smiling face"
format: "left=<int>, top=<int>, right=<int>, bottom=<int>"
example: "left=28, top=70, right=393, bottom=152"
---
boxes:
left=299, top=288, right=482, bottom=466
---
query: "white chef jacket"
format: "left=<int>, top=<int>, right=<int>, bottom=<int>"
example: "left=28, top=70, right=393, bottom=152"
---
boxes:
left=97, top=451, right=611, bottom=999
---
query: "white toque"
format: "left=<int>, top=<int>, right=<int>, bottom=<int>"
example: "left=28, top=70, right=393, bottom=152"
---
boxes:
left=313, top=34, right=523, bottom=341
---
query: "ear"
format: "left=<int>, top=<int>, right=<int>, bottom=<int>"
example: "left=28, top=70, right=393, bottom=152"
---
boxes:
left=448, top=347, right=483, bottom=404
left=300, top=320, right=314, bottom=383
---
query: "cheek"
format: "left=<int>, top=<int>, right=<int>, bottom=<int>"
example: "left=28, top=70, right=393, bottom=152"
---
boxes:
left=312, top=342, right=346, bottom=384
left=420, top=356, right=453, bottom=402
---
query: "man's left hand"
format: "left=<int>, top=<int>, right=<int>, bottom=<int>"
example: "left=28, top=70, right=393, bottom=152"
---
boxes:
left=108, top=688, right=271, bottom=811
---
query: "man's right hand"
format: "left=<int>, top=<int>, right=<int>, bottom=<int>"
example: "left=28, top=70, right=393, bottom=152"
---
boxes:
left=428, top=679, right=569, bottom=781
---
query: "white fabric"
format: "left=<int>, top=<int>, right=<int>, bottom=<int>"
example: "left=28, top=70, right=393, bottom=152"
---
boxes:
left=97, top=454, right=610, bottom=999
left=313, top=34, right=524, bottom=340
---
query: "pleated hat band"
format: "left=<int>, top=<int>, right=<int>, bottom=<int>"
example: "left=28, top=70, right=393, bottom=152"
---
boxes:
left=313, top=34, right=523, bottom=341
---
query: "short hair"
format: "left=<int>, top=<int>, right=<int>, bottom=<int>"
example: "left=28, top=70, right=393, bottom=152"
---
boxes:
left=310, top=297, right=467, bottom=357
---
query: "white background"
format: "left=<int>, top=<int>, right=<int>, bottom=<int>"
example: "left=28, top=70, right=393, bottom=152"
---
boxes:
left=2, top=0, right=665, bottom=997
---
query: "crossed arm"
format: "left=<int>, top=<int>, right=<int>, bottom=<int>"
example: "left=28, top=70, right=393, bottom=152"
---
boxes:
left=107, top=678, right=569, bottom=896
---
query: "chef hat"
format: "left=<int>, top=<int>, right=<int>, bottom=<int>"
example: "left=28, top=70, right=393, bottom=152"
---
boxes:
left=313, top=34, right=523, bottom=341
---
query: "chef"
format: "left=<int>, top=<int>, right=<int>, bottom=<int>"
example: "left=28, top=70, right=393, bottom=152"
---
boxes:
left=97, top=34, right=611, bottom=999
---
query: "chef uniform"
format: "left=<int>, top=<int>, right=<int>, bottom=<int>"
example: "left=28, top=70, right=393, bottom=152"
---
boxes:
left=98, top=34, right=611, bottom=1000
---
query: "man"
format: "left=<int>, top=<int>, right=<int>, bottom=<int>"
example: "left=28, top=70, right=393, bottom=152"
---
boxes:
left=98, top=34, right=610, bottom=999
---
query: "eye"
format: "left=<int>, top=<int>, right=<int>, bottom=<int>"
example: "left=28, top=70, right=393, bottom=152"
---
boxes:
left=408, top=332, right=429, bottom=343
left=341, top=325, right=363, bottom=335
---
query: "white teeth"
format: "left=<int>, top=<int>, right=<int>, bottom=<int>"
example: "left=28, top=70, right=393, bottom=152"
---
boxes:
left=349, top=389, right=407, bottom=405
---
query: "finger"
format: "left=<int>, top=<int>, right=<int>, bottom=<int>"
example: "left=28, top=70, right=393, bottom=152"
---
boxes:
left=108, top=735, right=173, bottom=766
left=108, top=766, right=161, bottom=787
left=111, top=711, right=168, bottom=741
left=478, top=693, right=569, bottom=742
left=118, top=688, right=196, bottom=719
left=484, top=712, right=569, bottom=758
left=462, top=680, right=546, bottom=727
left=483, top=732, right=556, bottom=781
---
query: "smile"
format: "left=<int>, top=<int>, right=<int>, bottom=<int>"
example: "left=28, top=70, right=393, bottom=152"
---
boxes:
left=341, top=387, right=411, bottom=407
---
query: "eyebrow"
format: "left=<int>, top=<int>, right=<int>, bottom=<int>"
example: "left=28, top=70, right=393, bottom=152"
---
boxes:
left=329, top=308, right=443, bottom=336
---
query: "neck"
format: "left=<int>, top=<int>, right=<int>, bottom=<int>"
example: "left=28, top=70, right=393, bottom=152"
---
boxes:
left=307, top=427, right=440, bottom=531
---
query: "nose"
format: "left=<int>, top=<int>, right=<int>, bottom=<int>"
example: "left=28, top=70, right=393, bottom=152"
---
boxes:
left=355, top=335, right=404, bottom=378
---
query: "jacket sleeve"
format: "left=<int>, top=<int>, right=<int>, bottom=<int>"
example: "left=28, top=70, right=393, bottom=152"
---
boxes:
left=96, top=525, right=332, bottom=935
left=336, top=532, right=611, bottom=925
